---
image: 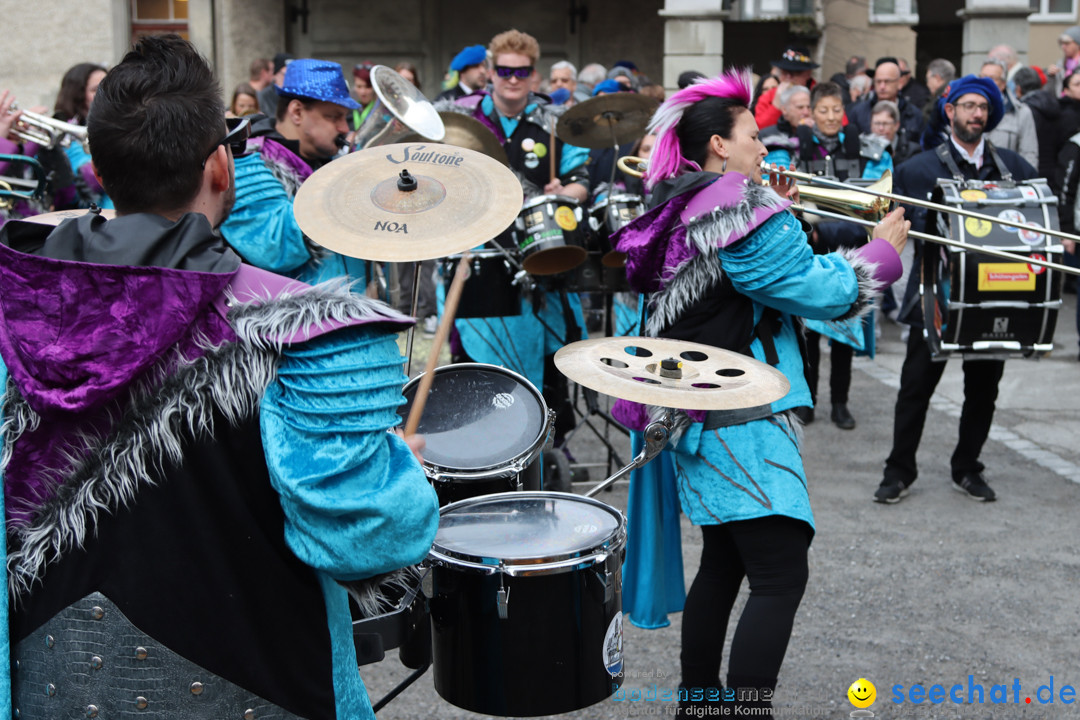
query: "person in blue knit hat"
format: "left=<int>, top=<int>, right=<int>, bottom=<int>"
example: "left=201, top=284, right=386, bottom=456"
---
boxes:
left=220, top=58, right=378, bottom=294
left=876, top=73, right=1036, bottom=504
left=436, top=44, right=489, bottom=102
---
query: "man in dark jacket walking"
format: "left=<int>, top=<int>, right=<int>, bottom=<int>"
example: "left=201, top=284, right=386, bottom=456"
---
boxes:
left=876, top=74, right=1037, bottom=505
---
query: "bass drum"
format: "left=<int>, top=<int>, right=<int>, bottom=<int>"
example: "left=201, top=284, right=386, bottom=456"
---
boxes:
left=921, top=179, right=1063, bottom=359
left=428, top=491, right=626, bottom=717
left=399, top=364, right=554, bottom=506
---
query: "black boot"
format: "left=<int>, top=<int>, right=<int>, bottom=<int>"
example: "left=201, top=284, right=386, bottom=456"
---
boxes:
left=830, top=402, right=856, bottom=430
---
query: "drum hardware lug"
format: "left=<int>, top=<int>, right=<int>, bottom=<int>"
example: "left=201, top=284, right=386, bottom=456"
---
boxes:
left=422, top=569, right=434, bottom=599
left=595, top=564, right=615, bottom=604
left=497, top=570, right=510, bottom=620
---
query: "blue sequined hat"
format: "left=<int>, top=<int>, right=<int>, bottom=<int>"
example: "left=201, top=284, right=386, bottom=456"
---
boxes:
left=276, top=59, right=361, bottom=110
left=450, top=45, right=487, bottom=72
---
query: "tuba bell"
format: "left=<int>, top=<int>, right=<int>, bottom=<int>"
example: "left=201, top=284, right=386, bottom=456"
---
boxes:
left=351, top=65, right=445, bottom=150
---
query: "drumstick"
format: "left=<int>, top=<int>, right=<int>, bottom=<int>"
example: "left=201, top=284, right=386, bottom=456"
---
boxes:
left=550, top=124, right=557, bottom=186
left=403, top=250, right=471, bottom=437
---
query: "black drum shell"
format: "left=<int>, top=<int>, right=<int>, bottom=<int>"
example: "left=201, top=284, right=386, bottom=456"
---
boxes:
left=430, top=460, right=541, bottom=507
left=429, top=555, right=623, bottom=716
left=515, top=195, right=588, bottom=275
left=442, top=253, right=521, bottom=318
left=565, top=252, right=631, bottom=294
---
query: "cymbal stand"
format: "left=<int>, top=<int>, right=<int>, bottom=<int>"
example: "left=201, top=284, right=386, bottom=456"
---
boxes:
left=584, top=412, right=670, bottom=497
left=404, top=262, right=422, bottom=376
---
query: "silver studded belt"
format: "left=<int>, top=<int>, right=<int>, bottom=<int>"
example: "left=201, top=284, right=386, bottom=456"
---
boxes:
left=12, top=592, right=306, bottom=719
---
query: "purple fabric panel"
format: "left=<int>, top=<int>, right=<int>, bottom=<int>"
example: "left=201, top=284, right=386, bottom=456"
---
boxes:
left=80, top=162, right=105, bottom=194
left=461, top=94, right=505, bottom=144
left=612, top=399, right=705, bottom=432
left=679, top=172, right=791, bottom=225
left=255, top=137, right=313, bottom=183
left=853, top=237, right=903, bottom=285
left=0, top=242, right=235, bottom=417
left=614, top=193, right=695, bottom=294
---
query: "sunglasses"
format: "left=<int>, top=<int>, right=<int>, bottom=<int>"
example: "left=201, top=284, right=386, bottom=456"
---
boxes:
left=202, top=116, right=252, bottom=169
left=494, top=65, right=534, bottom=80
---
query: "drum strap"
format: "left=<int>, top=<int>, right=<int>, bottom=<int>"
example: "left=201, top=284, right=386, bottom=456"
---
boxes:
left=934, top=140, right=1014, bottom=187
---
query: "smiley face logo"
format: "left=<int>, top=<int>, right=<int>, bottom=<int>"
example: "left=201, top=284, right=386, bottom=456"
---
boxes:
left=848, top=678, right=876, bottom=709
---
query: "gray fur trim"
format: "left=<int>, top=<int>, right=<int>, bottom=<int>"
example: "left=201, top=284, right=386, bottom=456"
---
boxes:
left=0, top=380, right=40, bottom=477
left=6, top=284, right=404, bottom=601
left=260, top=153, right=304, bottom=200
left=685, top=182, right=788, bottom=257
left=645, top=183, right=787, bottom=339
left=644, top=252, right=724, bottom=339
left=342, top=565, right=424, bottom=619
left=834, top=246, right=885, bottom=322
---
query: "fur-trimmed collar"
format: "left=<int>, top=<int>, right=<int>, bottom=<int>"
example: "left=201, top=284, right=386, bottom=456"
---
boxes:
left=3, top=285, right=402, bottom=600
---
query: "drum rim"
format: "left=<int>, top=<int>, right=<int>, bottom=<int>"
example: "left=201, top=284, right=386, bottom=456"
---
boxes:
left=429, top=491, right=627, bottom=574
left=521, top=193, right=583, bottom=209
left=401, top=363, right=552, bottom=475
left=589, top=193, right=645, bottom=211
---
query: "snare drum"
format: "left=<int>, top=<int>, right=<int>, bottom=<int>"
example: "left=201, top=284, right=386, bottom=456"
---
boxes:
left=515, top=194, right=588, bottom=275
left=428, top=492, right=626, bottom=716
left=922, top=179, right=1063, bottom=359
left=399, top=364, right=554, bottom=506
left=442, top=250, right=522, bottom=318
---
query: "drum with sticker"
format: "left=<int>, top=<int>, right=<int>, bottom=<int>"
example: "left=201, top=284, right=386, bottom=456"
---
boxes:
left=921, top=178, right=1063, bottom=359
left=398, top=364, right=553, bottom=506
left=514, top=194, right=589, bottom=275
left=427, top=491, right=626, bottom=716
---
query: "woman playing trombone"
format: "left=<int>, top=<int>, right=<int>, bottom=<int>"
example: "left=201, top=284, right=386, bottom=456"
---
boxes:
left=612, top=69, right=908, bottom=717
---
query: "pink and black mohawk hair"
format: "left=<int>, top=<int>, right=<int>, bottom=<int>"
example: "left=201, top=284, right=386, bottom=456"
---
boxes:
left=644, top=68, right=754, bottom=191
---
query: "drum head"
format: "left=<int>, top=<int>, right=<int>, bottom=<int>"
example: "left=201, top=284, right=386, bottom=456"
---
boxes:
left=401, top=365, right=547, bottom=471
left=433, top=492, right=624, bottom=566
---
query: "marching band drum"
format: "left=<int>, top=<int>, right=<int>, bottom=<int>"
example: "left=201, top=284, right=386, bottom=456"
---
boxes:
left=922, top=178, right=1064, bottom=359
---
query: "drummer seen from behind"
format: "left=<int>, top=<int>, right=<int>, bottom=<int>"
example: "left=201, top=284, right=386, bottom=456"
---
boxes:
left=610, top=69, right=907, bottom=717
left=437, top=28, right=592, bottom=455
left=0, top=35, right=437, bottom=720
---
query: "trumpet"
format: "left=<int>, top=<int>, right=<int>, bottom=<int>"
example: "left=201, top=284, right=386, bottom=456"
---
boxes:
left=6, top=104, right=88, bottom=150
left=759, top=163, right=1080, bottom=277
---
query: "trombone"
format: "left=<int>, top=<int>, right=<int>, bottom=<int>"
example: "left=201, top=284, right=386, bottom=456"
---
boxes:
left=764, top=165, right=1080, bottom=277
left=614, top=155, right=1080, bottom=277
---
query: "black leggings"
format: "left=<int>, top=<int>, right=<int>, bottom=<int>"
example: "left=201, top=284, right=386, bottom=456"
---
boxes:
left=680, top=516, right=811, bottom=697
left=805, top=330, right=853, bottom=405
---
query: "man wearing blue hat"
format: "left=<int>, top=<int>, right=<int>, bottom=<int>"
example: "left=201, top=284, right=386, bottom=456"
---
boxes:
left=876, top=74, right=1036, bottom=504
left=436, top=44, right=489, bottom=102
left=221, top=59, right=374, bottom=290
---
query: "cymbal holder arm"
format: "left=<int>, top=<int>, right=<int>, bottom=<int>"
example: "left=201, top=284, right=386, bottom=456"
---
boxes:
left=584, top=413, right=671, bottom=498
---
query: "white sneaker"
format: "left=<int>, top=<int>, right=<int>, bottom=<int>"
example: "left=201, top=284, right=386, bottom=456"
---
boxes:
left=422, top=315, right=438, bottom=336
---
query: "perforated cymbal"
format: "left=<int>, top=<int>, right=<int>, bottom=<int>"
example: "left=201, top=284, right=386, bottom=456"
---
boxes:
left=293, top=142, right=522, bottom=262
left=556, top=93, right=659, bottom=149
left=554, top=337, right=790, bottom=411
left=398, top=112, right=509, bottom=167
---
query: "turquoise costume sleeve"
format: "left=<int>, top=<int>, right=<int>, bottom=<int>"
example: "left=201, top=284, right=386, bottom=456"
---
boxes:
left=560, top=143, right=591, bottom=175
left=719, top=212, right=860, bottom=321
left=862, top=150, right=893, bottom=180
left=220, top=153, right=312, bottom=274
left=260, top=326, right=439, bottom=580
left=764, top=148, right=792, bottom=168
